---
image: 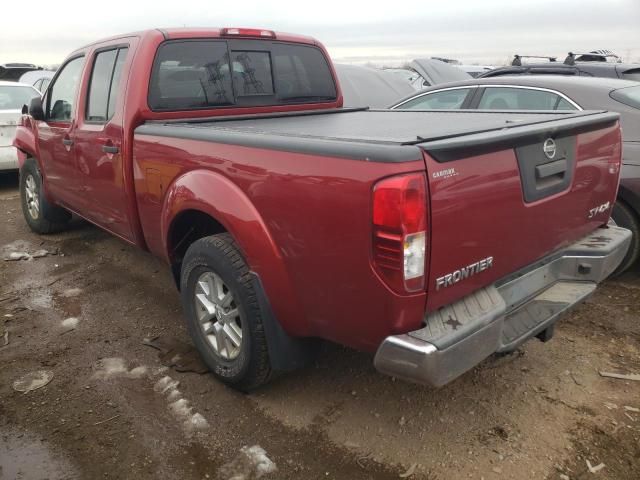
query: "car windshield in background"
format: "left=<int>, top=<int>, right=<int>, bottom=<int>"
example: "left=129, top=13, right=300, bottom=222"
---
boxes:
left=611, top=85, right=640, bottom=110
left=148, top=40, right=336, bottom=111
left=0, top=85, right=39, bottom=110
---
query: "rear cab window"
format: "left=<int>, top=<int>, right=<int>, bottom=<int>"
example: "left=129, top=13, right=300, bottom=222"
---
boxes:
left=148, top=39, right=337, bottom=111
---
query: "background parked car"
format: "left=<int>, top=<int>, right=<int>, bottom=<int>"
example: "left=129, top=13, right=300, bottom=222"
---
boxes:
left=334, top=64, right=415, bottom=108
left=480, top=58, right=640, bottom=81
left=457, top=65, right=495, bottom=78
left=19, top=70, right=56, bottom=93
left=0, top=81, right=40, bottom=171
left=391, top=75, right=640, bottom=273
left=0, top=63, right=43, bottom=82
left=407, top=58, right=471, bottom=89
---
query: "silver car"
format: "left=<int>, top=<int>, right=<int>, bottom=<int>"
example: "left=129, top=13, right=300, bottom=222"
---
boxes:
left=391, top=75, right=640, bottom=274
left=0, top=81, right=40, bottom=171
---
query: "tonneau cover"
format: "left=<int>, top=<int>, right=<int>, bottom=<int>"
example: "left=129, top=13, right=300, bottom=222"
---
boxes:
left=137, top=109, right=619, bottom=163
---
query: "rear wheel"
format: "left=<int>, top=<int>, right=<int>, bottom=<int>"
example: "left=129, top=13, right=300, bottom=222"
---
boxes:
left=180, top=234, right=272, bottom=391
left=20, top=158, right=71, bottom=234
left=610, top=200, right=640, bottom=275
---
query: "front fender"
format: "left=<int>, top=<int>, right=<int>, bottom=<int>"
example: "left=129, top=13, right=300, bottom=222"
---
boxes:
left=161, top=169, right=308, bottom=336
left=13, top=122, right=38, bottom=170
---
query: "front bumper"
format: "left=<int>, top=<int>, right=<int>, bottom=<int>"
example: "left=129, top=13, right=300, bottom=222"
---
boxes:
left=374, top=226, right=632, bottom=387
left=0, top=145, right=18, bottom=171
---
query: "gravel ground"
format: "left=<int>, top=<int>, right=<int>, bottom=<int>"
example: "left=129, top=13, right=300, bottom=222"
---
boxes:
left=1, top=171, right=639, bottom=480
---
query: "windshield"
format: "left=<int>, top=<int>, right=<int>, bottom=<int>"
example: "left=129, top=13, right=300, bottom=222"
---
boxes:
left=611, top=85, right=640, bottom=110
left=0, top=85, right=39, bottom=110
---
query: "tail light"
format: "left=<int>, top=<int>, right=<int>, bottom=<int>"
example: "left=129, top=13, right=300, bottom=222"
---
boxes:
left=221, top=28, right=276, bottom=38
left=372, top=172, right=427, bottom=293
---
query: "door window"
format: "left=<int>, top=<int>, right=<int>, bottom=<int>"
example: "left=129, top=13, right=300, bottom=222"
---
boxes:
left=397, top=88, right=472, bottom=109
left=47, top=56, right=85, bottom=121
left=478, top=87, right=577, bottom=110
left=86, top=47, right=129, bottom=122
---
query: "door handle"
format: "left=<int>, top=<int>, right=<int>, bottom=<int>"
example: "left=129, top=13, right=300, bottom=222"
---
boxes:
left=102, top=145, right=120, bottom=154
left=62, top=138, right=74, bottom=146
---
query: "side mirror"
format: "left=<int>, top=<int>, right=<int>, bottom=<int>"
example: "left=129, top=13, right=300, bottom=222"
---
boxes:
left=28, top=96, right=45, bottom=121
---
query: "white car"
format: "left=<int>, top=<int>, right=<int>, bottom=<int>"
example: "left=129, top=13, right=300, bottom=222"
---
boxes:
left=0, top=81, right=40, bottom=171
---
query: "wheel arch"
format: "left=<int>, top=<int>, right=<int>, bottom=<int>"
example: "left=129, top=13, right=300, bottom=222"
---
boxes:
left=161, top=169, right=308, bottom=336
left=617, top=182, right=640, bottom=220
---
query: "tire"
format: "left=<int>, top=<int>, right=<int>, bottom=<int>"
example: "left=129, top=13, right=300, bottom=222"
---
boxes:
left=20, top=158, right=71, bottom=234
left=610, top=200, right=640, bottom=275
left=180, top=233, right=272, bottom=391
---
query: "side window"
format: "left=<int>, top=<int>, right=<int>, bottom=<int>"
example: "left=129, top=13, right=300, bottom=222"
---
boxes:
left=478, top=87, right=564, bottom=110
left=397, top=88, right=472, bottom=110
left=86, top=47, right=128, bottom=122
left=33, top=79, right=42, bottom=91
left=556, top=98, right=578, bottom=110
left=47, top=56, right=85, bottom=121
left=107, top=48, right=127, bottom=119
left=41, top=78, right=51, bottom=92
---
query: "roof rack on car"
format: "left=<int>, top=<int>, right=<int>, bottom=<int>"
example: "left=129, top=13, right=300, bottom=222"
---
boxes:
left=511, top=55, right=557, bottom=66
left=571, top=50, right=622, bottom=63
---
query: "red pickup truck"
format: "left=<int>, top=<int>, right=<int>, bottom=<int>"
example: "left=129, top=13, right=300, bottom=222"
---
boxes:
left=13, top=28, right=631, bottom=391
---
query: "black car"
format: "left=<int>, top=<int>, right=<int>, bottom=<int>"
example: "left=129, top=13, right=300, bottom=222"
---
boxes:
left=391, top=76, right=640, bottom=273
left=480, top=61, right=640, bottom=82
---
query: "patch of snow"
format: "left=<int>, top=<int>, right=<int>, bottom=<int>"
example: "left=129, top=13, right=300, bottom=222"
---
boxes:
left=93, top=358, right=128, bottom=379
left=154, top=376, right=180, bottom=394
left=169, top=398, right=192, bottom=417
left=61, top=317, right=79, bottom=329
left=61, top=288, right=82, bottom=298
left=128, top=366, right=148, bottom=378
left=185, top=413, right=209, bottom=431
left=93, top=358, right=148, bottom=380
left=218, top=445, right=277, bottom=480
left=13, top=370, right=55, bottom=393
left=167, top=389, right=182, bottom=402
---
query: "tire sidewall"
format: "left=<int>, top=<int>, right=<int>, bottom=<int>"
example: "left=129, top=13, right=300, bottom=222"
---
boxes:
left=19, top=158, right=45, bottom=231
left=180, top=244, right=253, bottom=385
left=611, top=200, right=640, bottom=274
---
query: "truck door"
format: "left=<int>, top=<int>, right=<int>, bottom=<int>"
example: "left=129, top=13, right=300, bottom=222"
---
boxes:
left=73, top=44, right=132, bottom=241
left=37, top=55, right=85, bottom=207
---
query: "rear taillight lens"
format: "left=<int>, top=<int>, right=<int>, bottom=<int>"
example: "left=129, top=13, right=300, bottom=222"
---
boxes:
left=372, top=173, right=427, bottom=293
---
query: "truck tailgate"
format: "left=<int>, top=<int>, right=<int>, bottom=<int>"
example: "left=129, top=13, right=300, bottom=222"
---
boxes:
left=419, top=112, right=622, bottom=311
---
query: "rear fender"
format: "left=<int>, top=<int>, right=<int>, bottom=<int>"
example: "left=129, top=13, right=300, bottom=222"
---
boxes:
left=161, top=169, right=307, bottom=336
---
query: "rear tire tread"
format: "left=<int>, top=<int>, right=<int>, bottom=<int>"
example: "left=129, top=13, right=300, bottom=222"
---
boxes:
left=181, top=233, right=272, bottom=392
left=611, top=200, right=640, bottom=275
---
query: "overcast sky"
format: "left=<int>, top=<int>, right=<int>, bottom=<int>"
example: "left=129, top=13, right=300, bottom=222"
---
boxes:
left=2, top=0, right=639, bottom=67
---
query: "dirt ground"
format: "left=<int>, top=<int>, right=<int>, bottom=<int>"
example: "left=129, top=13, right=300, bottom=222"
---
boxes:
left=1, top=171, right=639, bottom=480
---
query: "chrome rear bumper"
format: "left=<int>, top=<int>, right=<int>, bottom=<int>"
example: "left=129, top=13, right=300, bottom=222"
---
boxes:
left=374, top=226, right=632, bottom=387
